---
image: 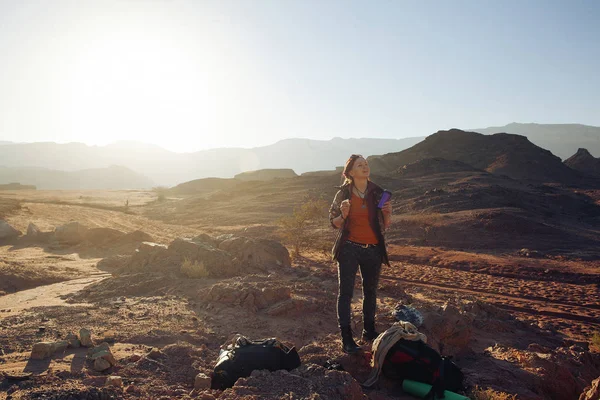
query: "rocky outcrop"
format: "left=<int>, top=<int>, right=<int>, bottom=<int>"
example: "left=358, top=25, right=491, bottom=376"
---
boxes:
left=565, top=148, right=600, bottom=177
left=580, top=376, right=600, bottom=400
left=219, top=365, right=366, bottom=399
left=0, top=220, right=21, bottom=241
left=55, top=222, right=88, bottom=244
left=218, top=236, right=291, bottom=270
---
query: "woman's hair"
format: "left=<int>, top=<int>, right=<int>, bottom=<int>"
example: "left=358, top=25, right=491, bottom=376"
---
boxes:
left=341, top=154, right=364, bottom=185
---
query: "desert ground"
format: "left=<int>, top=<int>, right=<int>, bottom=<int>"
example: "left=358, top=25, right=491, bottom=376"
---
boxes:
left=1, top=177, right=600, bottom=399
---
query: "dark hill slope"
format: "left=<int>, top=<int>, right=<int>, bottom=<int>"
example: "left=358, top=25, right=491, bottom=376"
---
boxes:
left=369, top=129, right=580, bottom=183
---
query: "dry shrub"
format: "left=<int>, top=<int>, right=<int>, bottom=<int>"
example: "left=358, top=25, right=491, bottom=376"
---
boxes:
left=278, top=198, right=329, bottom=257
left=470, top=386, right=517, bottom=400
left=591, top=331, right=600, bottom=351
left=180, top=257, right=209, bottom=278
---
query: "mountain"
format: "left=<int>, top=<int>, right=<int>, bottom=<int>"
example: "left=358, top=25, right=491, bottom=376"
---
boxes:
left=0, top=165, right=154, bottom=190
left=472, top=123, right=600, bottom=160
left=564, top=148, right=600, bottom=177
left=0, top=141, right=13, bottom=145
left=369, top=129, right=580, bottom=183
left=0, top=137, right=425, bottom=187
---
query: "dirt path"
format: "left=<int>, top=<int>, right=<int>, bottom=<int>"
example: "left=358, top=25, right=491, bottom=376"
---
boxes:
left=0, top=274, right=109, bottom=318
left=383, top=261, right=600, bottom=340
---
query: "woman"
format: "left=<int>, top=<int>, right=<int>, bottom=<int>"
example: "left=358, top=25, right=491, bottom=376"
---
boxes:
left=329, top=154, right=392, bottom=353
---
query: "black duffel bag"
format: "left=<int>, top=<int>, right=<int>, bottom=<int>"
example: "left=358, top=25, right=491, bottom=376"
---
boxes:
left=211, top=336, right=301, bottom=390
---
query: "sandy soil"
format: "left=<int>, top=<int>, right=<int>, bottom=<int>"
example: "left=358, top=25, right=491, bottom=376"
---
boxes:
left=1, top=189, right=599, bottom=400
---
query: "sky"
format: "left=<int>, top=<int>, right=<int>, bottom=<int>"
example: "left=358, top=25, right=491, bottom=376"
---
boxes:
left=0, top=0, right=599, bottom=153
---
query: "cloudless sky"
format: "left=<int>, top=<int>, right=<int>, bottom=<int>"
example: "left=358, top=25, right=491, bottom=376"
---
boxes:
left=0, top=0, right=599, bottom=152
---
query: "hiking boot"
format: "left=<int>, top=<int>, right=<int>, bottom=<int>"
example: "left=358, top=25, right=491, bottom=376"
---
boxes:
left=361, top=322, right=379, bottom=342
left=340, top=326, right=361, bottom=354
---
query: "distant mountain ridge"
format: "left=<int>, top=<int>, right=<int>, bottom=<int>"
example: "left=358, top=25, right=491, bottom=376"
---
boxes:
left=0, top=137, right=425, bottom=187
left=473, top=123, right=600, bottom=160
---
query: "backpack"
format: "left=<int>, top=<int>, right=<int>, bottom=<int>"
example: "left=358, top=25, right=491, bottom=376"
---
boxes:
left=382, top=338, right=464, bottom=396
left=211, top=336, right=301, bottom=390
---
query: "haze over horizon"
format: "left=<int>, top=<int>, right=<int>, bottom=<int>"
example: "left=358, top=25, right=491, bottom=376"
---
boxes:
left=1, top=1, right=599, bottom=152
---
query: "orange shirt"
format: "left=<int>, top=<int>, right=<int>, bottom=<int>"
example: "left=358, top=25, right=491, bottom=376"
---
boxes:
left=346, top=192, right=379, bottom=245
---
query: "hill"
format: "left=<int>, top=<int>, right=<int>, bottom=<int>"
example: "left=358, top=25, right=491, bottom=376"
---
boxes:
left=235, top=169, right=298, bottom=181
left=0, top=165, right=154, bottom=190
left=564, top=148, right=600, bottom=177
left=369, top=129, right=581, bottom=183
left=473, top=123, right=600, bottom=160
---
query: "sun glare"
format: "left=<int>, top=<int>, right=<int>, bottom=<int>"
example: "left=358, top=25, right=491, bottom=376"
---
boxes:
left=59, top=26, right=219, bottom=151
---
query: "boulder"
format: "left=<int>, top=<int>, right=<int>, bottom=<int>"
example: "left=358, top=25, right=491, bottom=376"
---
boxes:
left=79, top=328, right=94, bottom=347
left=26, top=222, right=40, bottom=237
left=218, top=236, right=291, bottom=269
left=194, top=372, right=211, bottom=390
left=84, top=227, right=125, bottom=245
left=423, top=302, right=473, bottom=356
left=93, top=357, right=112, bottom=372
left=0, top=220, right=21, bottom=241
left=30, top=341, right=69, bottom=360
left=66, top=332, right=81, bottom=348
left=96, top=255, right=132, bottom=272
left=169, top=238, right=238, bottom=277
left=55, top=222, right=88, bottom=244
left=126, top=242, right=175, bottom=273
left=580, top=376, right=600, bottom=400
left=205, top=282, right=291, bottom=312
left=30, top=342, right=56, bottom=360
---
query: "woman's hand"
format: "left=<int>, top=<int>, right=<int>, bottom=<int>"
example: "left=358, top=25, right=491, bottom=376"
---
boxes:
left=382, top=201, right=392, bottom=230
left=382, top=201, right=392, bottom=217
left=340, top=199, right=351, bottom=219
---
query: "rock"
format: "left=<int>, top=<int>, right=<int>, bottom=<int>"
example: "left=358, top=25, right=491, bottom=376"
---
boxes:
left=97, top=255, right=132, bottom=272
left=93, top=357, right=112, bottom=372
left=125, top=242, right=174, bottom=273
left=147, top=347, right=164, bottom=359
left=90, top=350, right=117, bottom=366
left=205, top=282, right=291, bottom=311
left=30, top=341, right=68, bottom=360
left=88, top=343, right=116, bottom=366
left=30, top=342, right=55, bottom=360
left=0, top=220, right=21, bottom=241
left=194, top=372, right=211, bottom=390
left=84, top=227, right=125, bottom=245
left=580, top=376, right=600, bottom=400
left=218, top=236, right=291, bottom=269
left=52, top=340, right=69, bottom=355
left=106, top=375, right=123, bottom=388
left=191, top=233, right=219, bottom=247
left=79, top=328, right=94, bottom=347
left=26, top=222, right=40, bottom=237
left=424, top=302, right=473, bottom=356
left=66, top=332, right=81, bottom=348
left=518, top=248, right=544, bottom=258
left=54, top=221, right=88, bottom=244
left=87, top=342, right=110, bottom=356
left=168, top=238, right=238, bottom=277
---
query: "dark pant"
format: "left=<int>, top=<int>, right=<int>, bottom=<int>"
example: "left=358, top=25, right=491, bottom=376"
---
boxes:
left=337, top=241, right=383, bottom=328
